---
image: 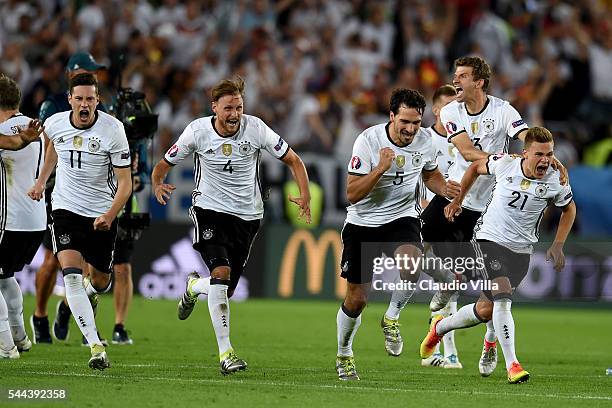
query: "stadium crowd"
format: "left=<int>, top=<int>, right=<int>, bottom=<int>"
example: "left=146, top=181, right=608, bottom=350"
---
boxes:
left=1, top=0, right=610, bottom=165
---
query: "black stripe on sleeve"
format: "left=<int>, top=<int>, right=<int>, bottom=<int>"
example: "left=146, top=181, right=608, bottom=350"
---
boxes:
left=447, top=130, right=467, bottom=142
left=163, top=157, right=177, bottom=166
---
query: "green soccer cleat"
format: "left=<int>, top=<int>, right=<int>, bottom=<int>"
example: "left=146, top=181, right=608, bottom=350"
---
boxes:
left=88, top=344, right=110, bottom=370
left=336, top=355, right=360, bottom=380
left=177, top=272, right=200, bottom=320
left=219, top=349, right=247, bottom=375
left=381, top=315, right=403, bottom=356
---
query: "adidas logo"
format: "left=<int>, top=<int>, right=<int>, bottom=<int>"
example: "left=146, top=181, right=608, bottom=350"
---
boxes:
left=78, top=315, right=86, bottom=328
left=58, top=137, right=64, bottom=143
left=205, top=149, right=215, bottom=155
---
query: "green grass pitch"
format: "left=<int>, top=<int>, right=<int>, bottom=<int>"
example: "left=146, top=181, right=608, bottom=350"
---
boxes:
left=2, top=296, right=611, bottom=407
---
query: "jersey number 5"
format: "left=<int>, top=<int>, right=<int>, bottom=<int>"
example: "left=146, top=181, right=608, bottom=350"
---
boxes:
left=393, top=171, right=404, bottom=185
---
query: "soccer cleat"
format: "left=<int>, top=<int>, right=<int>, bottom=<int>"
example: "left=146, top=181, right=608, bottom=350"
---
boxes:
left=219, top=350, right=247, bottom=375
left=443, top=354, right=463, bottom=369
left=479, top=340, right=498, bottom=377
left=336, top=355, right=359, bottom=380
left=0, top=346, right=19, bottom=359
left=88, top=344, right=110, bottom=370
left=421, top=352, right=445, bottom=367
left=52, top=300, right=71, bottom=341
left=177, top=271, right=200, bottom=320
left=111, top=324, right=133, bottom=345
left=15, top=336, right=32, bottom=353
left=30, top=315, right=52, bottom=344
left=381, top=315, right=403, bottom=356
left=507, top=361, right=529, bottom=384
left=420, top=315, right=444, bottom=358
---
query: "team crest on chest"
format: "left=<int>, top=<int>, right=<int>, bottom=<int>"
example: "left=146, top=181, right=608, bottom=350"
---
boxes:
left=483, top=118, right=495, bottom=134
left=73, top=135, right=84, bottom=149
left=88, top=137, right=101, bottom=153
left=520, top=179, right=531, bottom=190
left=411, top=153, right=422, bottom=166
left=396, top=155, right=405, bottom=168
left=239, top=141, right=253, bottom=155
left=222, top=144, right=232, bottom=156
left=535, top=183, right=548, bottom=197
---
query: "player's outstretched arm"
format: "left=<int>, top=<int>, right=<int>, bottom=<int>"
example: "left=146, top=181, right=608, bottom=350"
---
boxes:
left=346, top=147, right=394, bottom=204
left=28, top=134, right=56, bottom=201
left=281, top=148, right=312, bottom=224
left=451, top=132, right=490, bottom=162
left=94, top=166, right=132, bottom=231
left=546, top=200, right=576, bottom=272
left=444, top=158, right=488, bottom=222
left=421, top=168, right=461, bottom=199
left=152, top=159, right=176, bottom=206
left=0, top=119, right=44, bottom=150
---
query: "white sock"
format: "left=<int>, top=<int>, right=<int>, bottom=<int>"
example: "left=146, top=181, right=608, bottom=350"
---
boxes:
left=337, top=306, right=361, bottom=357
left=84, top=278, right=112, bottom=297
left=0, top=277, right=26, bottom=342
left=0, top=292, right=15, bottom=351
left=384, top=278, right=416, bottom=320
left=192, top=277, right=210, bottom=295
left=208, top=283, right=232, bottom=358
left=63, top=273, right=101, bottom=346
left=442, top=300, right=458, bottom=357
left=484, top=319, right=496, bottom=343
left=436, top=303, right=481, bottom=336
left=493, top=298, right=517, bottom=370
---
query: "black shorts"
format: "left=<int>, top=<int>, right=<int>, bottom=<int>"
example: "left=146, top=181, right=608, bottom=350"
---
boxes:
left=42, top=186, right=54, bottom=251
left=0, top=230, right=45, bottom=278
left=473, top=239, right=531, bottom=300
left=189, top=207, right=260, bottom=291
left=340, top=217, right=423, bottom=284
left=421, top=194, right=482, bottom=258
left=113, top=226, right=135, bottom=265
left=49, top=209, right=118, bottom=273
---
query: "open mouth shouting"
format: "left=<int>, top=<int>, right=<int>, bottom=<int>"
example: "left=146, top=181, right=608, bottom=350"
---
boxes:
left=79, top=109, right=90, bottom=122
left=455, top=86, right=464, bottom=98
left=535, top=163, right=548, bottom=177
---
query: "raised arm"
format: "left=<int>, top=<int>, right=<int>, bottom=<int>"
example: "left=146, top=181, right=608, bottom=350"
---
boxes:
left=422, top=167, right=461, bottom=199
left=281, top=148, right=311, bottom=223
left=0, top=119, right=43, bottom=151
left=152, top=159, right=176, bottom=205
left=347, top=147, right=394, bottom=204
left=450, top=132, right=490, bottom=162
left=444, top=158, right=489, bottom=221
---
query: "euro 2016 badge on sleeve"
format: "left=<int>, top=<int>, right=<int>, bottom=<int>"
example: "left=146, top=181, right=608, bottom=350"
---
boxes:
left=222, top=144, right=232, bottom=156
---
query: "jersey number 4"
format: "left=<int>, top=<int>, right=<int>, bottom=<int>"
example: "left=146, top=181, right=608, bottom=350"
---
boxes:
left=223, top=159, right=233, bottom=174
left=508, top=191, right=528, bottom=210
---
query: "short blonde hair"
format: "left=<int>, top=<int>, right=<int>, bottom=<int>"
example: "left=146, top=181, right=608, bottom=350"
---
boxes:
left=524, top=127, right=553, bottom=148
left=211, top=77, right=245, bottom=102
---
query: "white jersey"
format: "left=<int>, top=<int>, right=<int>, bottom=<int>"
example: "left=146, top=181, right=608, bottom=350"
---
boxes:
left=164, top=114, right=289, bottom=221
left=346, top=123, right=438, bottom=227
left=441, top=95, right=528, bottom=212
left=0, top=114, right=46, bottom=231
left=475, top=154, right=573, bottom=254
left=45, top=111, right=130, bottom=218
left=421, top=125, right=455, bottom=201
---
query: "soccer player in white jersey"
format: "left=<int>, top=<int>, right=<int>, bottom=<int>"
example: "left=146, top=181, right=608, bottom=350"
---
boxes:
left=421, top=56, right=566, bottom=375
left=335, top=89, right=460, bottom=381
left=413, top=84, right=465, bottom=369
left=420, top=127, right=576, bottom=384
left=0, top=76, right=45, bottom=359
left=151, top=77, right=311, bottom=375
left=28, top=73, right=133, bottom=370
